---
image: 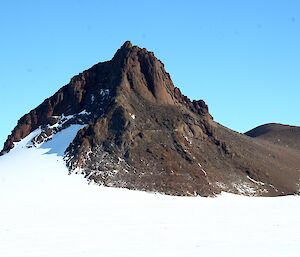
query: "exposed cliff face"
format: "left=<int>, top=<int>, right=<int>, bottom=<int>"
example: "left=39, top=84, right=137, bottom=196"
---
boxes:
left=1, top=41, right=210, bottom=155
left=2, top=41, right=300, bottom=197
left=1, top=59, right=117, bottom=154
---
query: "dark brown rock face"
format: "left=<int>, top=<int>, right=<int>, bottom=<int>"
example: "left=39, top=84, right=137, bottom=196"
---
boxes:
left=2, top=41, right=300, bottom=196
left=1, top=41, right=210, bottom=154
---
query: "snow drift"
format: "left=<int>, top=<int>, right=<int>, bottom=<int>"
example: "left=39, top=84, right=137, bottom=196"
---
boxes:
left=0, top=127, right=300, bottom=257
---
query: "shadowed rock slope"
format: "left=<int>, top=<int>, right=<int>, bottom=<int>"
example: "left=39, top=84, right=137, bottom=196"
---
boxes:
left=2, top=41, right=300, bottom=196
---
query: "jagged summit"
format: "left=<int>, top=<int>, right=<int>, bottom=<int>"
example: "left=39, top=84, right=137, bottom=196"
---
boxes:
left=1, top=41, right=210, bottom=155
left=121, top=40, right=133, bottom=49
left=2, top=42, right=300, bottom=196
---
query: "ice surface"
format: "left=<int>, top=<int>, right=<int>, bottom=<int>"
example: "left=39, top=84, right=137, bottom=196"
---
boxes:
left=78, top=110, right=91, bottom=116
left=40, top=124, right=84, bottom=156
left=247, top=175, right=265, bottom=185
left=0, top=129, right=300, bottom=257
left=99, top=88, right=110, bottom=97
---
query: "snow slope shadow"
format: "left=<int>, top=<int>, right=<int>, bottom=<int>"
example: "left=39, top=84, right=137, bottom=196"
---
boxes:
left=39, top=125, right=84, bottom=156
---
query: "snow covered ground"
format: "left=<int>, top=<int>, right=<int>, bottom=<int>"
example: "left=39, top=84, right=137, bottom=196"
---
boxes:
left=0, top=127, right=300, bottom=257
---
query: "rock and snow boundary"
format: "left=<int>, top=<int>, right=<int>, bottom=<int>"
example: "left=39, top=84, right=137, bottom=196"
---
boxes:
left=0, top=127, right=300, bottom=257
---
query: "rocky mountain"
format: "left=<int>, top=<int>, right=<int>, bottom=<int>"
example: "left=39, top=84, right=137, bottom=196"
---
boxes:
left=2, top=41, right=300, bottom=196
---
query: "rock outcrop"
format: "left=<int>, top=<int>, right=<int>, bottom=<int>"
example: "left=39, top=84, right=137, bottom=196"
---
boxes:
left=2, top=41, right=300, bottom=197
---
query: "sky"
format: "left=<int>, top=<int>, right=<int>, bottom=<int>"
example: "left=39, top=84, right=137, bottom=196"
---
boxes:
left=0, top=0, right=299, bottom=148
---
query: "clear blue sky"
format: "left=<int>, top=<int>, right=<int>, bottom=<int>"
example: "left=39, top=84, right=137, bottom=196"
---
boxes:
left=0, top=0, right=299, bottom=147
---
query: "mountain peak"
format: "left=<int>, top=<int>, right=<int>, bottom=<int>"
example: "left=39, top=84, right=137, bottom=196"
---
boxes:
left=1, top=42, right=211, bottom=155
left=121, top=40, right=133, bottom=49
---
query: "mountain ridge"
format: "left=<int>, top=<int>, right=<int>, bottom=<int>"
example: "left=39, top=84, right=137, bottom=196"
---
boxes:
left=245, top=123, right=300, bottom=151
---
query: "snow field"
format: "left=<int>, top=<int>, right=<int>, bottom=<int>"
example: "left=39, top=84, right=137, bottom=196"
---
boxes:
left=0, top=126, right=300, bottom=257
